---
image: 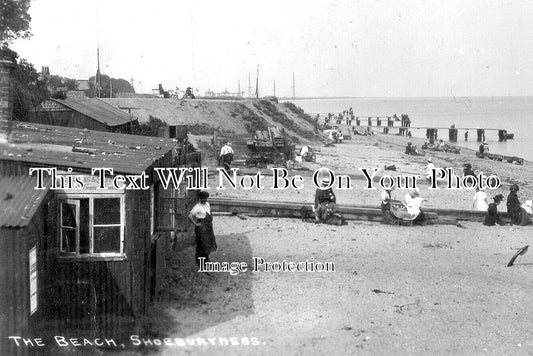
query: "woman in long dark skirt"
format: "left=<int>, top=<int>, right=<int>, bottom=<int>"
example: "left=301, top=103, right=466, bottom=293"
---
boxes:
left=506, top=184, right=522, bottom=225
left=188, top=191, right=217, bottom=266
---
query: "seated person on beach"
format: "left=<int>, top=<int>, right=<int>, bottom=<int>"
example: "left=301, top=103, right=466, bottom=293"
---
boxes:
left=404, top=188, right=426, bottom=225
left=436, top=140, right=445, bottom=150
left=506, top=184, right=531, bottom=226
left=484, top=194, right=504, bottom=226
left=472, top=187, right=489, bottom=211
left=463, top=163, right=475, bottom=177
left=405, top=142, right=415, bottom=154
left=337, top=130, right=344, bottom=143
left=380, top=187, right=398, bottom=224
left=314, top=178, right=336, bottom=224
left=298, top=145, right=315, bottom=162
left=478, top=142, right=489, bottom=157
left=405, top=142, right=423, bottom=156
left=426, top=158, right=435, bottom=180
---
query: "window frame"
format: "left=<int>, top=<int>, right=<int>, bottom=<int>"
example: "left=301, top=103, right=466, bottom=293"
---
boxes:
left=59, top=199, right=80, bottom=255
left=154, top=180, right=188, bottom=232
left=56, top=194, right=126, bottom=260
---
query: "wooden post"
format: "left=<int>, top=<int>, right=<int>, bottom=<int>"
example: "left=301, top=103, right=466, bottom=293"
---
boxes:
left=477, top=129, right=483, bottom=142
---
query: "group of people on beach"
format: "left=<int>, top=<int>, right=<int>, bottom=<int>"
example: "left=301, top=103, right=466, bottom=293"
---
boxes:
left=381, top=187, right=426, bottom=225
left=461, top=162, right=531, bottom=226
left=378, top=157, right=533, bottom=227
left=187, top=133, right=531, bottom=267
left=475, top=184, right=532, bottom=226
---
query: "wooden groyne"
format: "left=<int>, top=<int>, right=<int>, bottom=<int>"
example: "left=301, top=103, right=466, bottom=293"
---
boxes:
left=314, top=113, right=514, bottom=142
left=210, top=198, right=500, bottom=225
left=353, top=125, right=513, bottom=142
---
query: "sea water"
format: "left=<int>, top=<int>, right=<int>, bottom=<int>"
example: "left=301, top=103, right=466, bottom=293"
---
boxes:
left=291, top=97, right=533, bottom=162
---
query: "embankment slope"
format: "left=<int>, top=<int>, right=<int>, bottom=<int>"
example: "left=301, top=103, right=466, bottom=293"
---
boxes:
left=103, top=98, right=318, bottom=143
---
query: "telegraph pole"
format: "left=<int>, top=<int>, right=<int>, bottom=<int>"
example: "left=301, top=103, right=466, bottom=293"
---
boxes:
left=95, top=48, right=101, bottom=98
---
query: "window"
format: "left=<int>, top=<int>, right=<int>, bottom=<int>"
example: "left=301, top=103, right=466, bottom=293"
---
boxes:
left=58, top=195, right=125, bottom=257
left=155, top=182, right=188, bottom=231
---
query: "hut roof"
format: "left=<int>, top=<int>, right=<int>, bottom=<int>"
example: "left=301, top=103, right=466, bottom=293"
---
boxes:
left=0, top=175, right=50, bottom=228
left=36, top=97, right=134, bottom=127
left=0, top=121, right=177, bottom=175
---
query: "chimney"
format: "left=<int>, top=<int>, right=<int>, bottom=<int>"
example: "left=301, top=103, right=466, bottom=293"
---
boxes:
left=0, top=53, right=16, bottom=142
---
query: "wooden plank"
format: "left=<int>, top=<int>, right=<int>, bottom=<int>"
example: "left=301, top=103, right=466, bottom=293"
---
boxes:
left=209, top=198, right=454, bottom=223
left=210, top=198, right=509, bottom=224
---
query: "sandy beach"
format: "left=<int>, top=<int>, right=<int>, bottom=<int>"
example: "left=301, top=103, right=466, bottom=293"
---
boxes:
left=126, top=132, right=533, bottom=356
left=192, top=130, right=533, bottom=210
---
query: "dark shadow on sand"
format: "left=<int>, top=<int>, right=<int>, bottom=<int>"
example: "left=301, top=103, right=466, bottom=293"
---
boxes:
left=134, top=232, right=255, bottom=352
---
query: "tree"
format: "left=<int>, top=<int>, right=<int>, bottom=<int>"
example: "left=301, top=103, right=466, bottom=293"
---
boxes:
left=87, top=74, right=135, bottom=98
left=48, top=75, right=79, bottom=91
left=12, top=58, right=49, bottom=121
left=132, top=115, right=167, bottom=136
left=0, top=0, right=33, bottom=48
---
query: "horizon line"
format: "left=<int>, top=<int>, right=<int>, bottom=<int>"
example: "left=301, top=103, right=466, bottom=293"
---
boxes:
left=276, top=95, right=533, bottom=100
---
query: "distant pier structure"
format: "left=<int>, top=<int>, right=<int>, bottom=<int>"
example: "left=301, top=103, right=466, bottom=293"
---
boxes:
left=311, top=112, right=514, bottom=143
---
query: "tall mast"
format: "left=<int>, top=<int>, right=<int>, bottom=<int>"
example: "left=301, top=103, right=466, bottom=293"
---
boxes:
left=255, top=65, right=259, bottom=98
left=248, top=73, right=251, bottom=98
left=292, top=72, right=295, bottom=100
left=273, top=80, right=276, bottom=97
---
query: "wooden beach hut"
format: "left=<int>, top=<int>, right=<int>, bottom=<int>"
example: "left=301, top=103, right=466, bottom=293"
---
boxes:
left=0, top=122, right=201, bottom=348
left=0, top=176, right=52, bottom=356
left=29, top=97, right=136, bottom=133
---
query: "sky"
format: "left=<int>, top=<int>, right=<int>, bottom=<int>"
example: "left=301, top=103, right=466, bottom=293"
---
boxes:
left=10, top=0, right=533, bottom=97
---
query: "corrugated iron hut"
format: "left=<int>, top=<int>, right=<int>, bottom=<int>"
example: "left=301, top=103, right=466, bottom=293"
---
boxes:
left=29, top=97, right=136, bottom=133
left=0, top=122, right=201, bottom=349
left=0, top=176, right=51, bottom=356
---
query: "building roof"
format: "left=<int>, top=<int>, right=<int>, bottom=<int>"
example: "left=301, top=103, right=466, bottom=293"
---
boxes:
left=0, top=122, right=177, bottom=175
left=39, top=97, right=134, bottom=127
left=40, top=99, right=70, bottom=111
left=76, top=79, right=90, bottom=91
left=0, top=175, right=50, bottom=228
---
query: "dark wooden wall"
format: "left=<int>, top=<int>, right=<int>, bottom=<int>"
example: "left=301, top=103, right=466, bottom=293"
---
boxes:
left=0, top=205, right=47, bottom=356
left=41, top=189, right=151, bottom=340
left=29, top=111, right=109, bottom=132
